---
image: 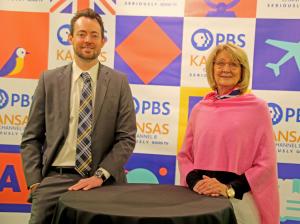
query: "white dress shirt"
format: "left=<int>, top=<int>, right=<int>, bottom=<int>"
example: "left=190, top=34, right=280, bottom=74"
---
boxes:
left=52, top=62, right=98, bottom=166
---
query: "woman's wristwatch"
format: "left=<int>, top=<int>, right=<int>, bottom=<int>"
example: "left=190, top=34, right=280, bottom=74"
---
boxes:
left=226, top=185, right=235, bottom=198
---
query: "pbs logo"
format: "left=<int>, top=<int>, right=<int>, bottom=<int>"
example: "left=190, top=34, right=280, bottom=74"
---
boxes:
left=0, top=88, right=32, bottom=110
left=133, top=97, right=170, bottom=115
left=191, top=28, right=246, bottom=51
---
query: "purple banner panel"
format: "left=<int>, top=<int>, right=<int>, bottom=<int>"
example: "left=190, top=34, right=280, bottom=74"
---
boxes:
left=253, top=19, right=300, bottom=91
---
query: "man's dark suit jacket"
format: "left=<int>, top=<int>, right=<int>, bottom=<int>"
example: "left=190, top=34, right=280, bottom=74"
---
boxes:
left=21, top=63, right=136, bottom=188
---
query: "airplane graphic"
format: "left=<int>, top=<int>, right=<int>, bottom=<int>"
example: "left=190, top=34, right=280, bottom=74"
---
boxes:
left=265, top=39, right=300, bottom=77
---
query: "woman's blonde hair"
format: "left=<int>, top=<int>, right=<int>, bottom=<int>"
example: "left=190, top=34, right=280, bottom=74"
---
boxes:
left=205, top=43, right=250, bottom=94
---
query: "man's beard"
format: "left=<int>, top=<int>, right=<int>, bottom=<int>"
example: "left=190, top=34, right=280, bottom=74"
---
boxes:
left=74, top=47, right=100, bottom=61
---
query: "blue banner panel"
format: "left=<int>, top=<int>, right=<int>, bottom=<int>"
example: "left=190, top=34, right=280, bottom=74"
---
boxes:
left=125, top=153, right=176, bottom=184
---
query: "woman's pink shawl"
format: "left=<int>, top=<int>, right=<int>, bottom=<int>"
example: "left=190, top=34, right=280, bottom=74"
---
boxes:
left=178, top=93, right=279, bottom=224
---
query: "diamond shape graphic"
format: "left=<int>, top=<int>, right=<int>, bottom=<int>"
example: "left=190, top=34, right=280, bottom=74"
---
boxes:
left=115, top=17, right=181, bottom=84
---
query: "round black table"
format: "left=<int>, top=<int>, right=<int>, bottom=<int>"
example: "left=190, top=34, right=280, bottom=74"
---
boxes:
left=52, top=184, right=237, bottom=224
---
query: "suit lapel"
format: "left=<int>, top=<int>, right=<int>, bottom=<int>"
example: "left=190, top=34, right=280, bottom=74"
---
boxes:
left=58, top=64, right=72, bottom=137
left=93, top=64, right=110, bottom=130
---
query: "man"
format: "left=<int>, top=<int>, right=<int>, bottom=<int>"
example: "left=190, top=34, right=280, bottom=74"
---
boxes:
left=20, top=8, right=136, bottom=224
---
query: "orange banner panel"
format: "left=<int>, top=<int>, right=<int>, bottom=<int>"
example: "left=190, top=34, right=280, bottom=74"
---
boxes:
left=0, top=11, right=49, bottom=79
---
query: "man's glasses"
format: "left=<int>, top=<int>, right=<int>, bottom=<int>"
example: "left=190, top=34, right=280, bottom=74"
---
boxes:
left=214, top=61, right=241, bottom=70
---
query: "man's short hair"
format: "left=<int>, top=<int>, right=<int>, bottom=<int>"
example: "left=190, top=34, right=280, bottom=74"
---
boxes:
left=70, top=8, right=105, bottom=39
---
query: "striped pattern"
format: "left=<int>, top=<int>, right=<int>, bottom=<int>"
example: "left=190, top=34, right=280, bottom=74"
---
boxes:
left=75, top=72, right=93, bottom=177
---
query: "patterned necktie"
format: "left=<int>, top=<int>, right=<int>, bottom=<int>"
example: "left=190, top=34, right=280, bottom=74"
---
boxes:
left=75, top=72, right=93, bottom=177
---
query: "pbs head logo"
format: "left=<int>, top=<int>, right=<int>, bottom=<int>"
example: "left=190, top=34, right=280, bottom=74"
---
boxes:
left=0, top=89, right=9, bottom=110
left=57, top=24, right=71, bottom=46
left=268, top=102, right=283, bottom=125
left=191, top=29, right=213, bottom=51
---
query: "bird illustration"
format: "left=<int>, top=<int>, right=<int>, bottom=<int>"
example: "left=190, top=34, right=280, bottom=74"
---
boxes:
left=0, top=47, right=29, bottom=77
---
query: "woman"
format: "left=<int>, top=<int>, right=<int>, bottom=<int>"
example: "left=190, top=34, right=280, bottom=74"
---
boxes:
left=178, top=43, right=279, bottom=224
